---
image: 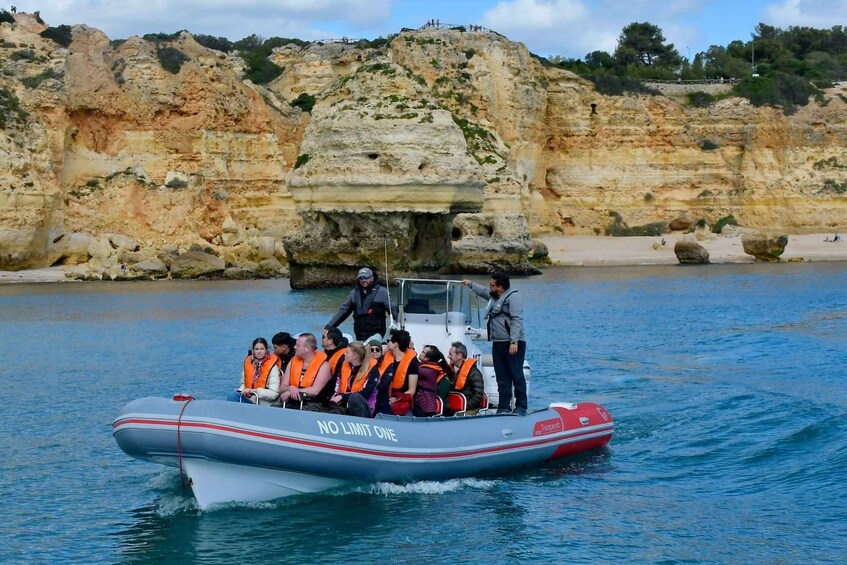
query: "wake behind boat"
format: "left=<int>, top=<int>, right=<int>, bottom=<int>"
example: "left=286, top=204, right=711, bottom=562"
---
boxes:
left=112, top=278, right=614, bottom=507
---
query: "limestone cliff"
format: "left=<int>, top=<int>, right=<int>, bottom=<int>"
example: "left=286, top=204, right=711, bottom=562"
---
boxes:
left=1, top=14, right=846, bottom=285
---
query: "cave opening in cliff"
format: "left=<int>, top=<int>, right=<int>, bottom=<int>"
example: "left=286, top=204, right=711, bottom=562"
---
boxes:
left=590, top=103, right=597, bottom=115
left=366, top=153, right=379, bottom=160
left=485, top=225, right=494, bottom=236
left=451, top=227, right=463, bottom=241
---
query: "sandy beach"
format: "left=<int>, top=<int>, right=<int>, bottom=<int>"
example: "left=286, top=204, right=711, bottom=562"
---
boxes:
left=1, top=234, right=846, bottom=284
left=538, top=233, right=847, bottom=267
left=0, top=267, right=70, bottom=284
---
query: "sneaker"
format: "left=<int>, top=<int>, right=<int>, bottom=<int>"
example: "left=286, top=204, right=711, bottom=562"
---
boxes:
left=513, top=408, right=527, bottom=416
left=496, top=407, right=511, bottom=414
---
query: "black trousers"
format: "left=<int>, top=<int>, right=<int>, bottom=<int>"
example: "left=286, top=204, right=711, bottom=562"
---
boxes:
left=491, top=340, right=527, bottom=410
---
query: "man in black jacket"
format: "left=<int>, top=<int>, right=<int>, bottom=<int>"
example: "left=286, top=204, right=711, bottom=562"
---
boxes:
left=326, top=267, right=396, bottom=341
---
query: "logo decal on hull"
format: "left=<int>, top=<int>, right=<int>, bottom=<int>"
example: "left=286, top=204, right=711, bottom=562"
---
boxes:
left=533, top=418, right=563, bottom=437
left=316, top=420, right=398, bottom=442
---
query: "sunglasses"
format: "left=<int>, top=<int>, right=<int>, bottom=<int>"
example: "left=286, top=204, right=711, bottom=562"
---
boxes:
left=370, top=347, right=382, bottom=353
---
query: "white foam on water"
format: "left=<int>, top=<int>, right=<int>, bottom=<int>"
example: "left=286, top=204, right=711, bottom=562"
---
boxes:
left=146, top=469, right=181, bottom=491
left=368, top=477, right=497, bottom=495
left=155, top=493, right=197, bottom=517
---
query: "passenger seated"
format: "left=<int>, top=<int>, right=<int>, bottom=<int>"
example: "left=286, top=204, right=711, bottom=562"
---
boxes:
left=447, top=341, right=485, bottom=415
left=227, top=337, right=281, bottom=405
left=414, top=345, right=453, bottom=417
left=271, top=332, right=296, bottom=372
left=279, top=333, right=333, bottom=411
left=375, top=329, right=418, bottom=416
left=330, top=342, right=380, bottom=417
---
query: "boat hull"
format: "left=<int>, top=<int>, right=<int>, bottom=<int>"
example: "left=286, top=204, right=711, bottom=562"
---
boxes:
left=113, top=397, right=613, bottom=508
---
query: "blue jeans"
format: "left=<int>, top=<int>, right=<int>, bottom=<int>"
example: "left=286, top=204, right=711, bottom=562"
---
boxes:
left=227, top=390, right=256, bottom=404
left=492, top=340, right=527, bottom=410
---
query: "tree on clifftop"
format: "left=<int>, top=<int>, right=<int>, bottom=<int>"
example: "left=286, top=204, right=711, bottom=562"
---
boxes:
left=614, top=22, right=682, bottom=69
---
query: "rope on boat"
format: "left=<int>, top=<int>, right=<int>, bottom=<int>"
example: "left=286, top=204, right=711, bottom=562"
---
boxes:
left=174, top=394, right=195, bottom=489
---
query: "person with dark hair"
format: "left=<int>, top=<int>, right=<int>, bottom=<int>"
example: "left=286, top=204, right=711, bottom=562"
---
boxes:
left=330, top=341, right=380, bottom=417
left=414, top=345, right=453, bottom=417
left=462, top=273, right=527, bottom=415
left=374, top=329, right=418, bottom=416
left=227, top=337, right=281, bottom=405
left=322, top=326, right=348, bottom=378
left=447, top=341, right=485, bottom=415
left=279, top=333, right=333, bottom=410
left=271, top=332, right=296, bottom=372
left=326, top=267, right=397, bottom=340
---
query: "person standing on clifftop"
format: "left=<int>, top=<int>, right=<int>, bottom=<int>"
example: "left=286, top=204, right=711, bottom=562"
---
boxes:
left=326, top=267, right=396, bottom=341
left=462, top=273, right=527, bottom=415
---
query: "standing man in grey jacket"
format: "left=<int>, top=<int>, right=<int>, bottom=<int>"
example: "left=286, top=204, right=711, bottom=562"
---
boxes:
left=327, top=267, right=396, bottom=341
left=462, top=273, right=527, bottom=415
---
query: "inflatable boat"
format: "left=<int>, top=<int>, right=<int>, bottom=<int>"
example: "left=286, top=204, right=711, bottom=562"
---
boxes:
left=113, top=278, right=613, bottom=507
left=113, top=396, right=614, bottom=508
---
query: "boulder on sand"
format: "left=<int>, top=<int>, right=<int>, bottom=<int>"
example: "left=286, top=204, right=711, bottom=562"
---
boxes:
left=674, top=240, right=710, bottom=264
left=741, top=233, right=788, bottom=262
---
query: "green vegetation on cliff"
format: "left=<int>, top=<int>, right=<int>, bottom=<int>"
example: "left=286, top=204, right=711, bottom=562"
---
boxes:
left=548, top=22, right=847, bottom=111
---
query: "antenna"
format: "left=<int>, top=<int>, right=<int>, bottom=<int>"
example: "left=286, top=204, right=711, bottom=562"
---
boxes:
left=384, top=239, right=394, bottom=327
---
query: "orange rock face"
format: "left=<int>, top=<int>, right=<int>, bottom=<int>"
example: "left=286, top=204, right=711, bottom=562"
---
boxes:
left=2, top=17, right=846, bottom=280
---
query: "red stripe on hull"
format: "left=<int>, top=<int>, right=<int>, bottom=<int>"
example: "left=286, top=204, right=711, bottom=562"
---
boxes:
left=113, top=417, right=613, bottom=461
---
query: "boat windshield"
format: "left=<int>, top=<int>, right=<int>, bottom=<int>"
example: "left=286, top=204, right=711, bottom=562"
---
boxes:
left=399, top=279, right=474, bottom=323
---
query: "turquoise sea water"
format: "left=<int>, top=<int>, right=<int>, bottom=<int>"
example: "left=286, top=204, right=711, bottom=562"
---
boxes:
left=1, top=264, right=846, bottom=563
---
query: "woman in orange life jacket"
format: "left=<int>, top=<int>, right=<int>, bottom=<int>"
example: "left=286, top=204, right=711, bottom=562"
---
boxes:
left=227, top=337, right=281, bottom=405
left=329, top=342, right=380, bottom=417
left=413, top=345, right=454, bottom=417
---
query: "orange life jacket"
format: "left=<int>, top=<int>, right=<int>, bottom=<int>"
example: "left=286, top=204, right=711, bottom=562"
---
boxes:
left=377, top=354, right=394, bottom=376
left=288, top=351, right=329, bottom=388
left=328, top=347, right=347, bottom=375
left=243, top=354, right=280, bottom=389
left=338, top=358, right=378, bottom=394
left=391, top=349, right=417, bottom=392
left=454, top=358, right=477, bottom=390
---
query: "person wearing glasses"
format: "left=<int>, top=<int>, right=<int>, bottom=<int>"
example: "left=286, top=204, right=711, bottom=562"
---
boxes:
left=326, top=267, right=397, bottom=341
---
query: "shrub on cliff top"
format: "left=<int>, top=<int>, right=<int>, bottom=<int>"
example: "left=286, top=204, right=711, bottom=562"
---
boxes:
left=40, top=25, right=73, bottom=48
left=711, top=215, right=738, bottom=234
left=732, top=72, right=823, bottom=115
left=157, top=47, right=189, bottom=74
left=687, top=91, right=715, bottom=107
left=605, top=211, right=667, bottom=236
left=290, top=92, right=315, bottom=113
left=0, top=87, right=28, bottom=128
left=294, top=154, right=311, bottom=169
left=0, top=10, right=15, bottom=24
left=21, top=68, right=58, bottom=89
left=143, top=31, right=184, bottom=43
left=585, top=74, right=660, bottom=96
left=606, top=220, right=667, bottom=237
left=234, top=35, right=305, bottom=84
left=193, top=34, right=233, bottom=53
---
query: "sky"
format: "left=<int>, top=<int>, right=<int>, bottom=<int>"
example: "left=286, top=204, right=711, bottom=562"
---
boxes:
left=9, top=0, right=847, bottom=60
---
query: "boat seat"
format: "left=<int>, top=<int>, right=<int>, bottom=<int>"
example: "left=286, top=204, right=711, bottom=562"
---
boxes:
left=434, top=396, right=444, bottom=417
left=479, top=392, right=489, bottom=410
left=447, top=391, right=468, bottom=416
